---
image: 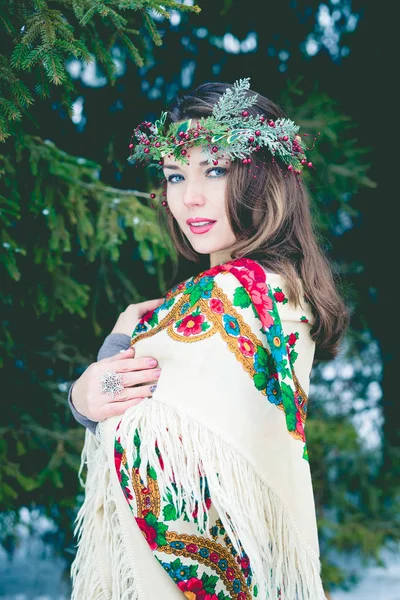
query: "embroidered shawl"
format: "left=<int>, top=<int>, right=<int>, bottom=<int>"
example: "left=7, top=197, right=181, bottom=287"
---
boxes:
left=71, top=258, right=326, bottom=600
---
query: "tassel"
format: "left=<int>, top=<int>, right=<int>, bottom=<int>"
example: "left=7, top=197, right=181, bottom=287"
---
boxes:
left=119, top=396, right=327, bottom=600
left=71, top=428, right=141, bottom=600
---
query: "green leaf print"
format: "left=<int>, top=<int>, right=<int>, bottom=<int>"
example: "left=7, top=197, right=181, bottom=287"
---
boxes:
left=201, top=572, right=219, bottom=593
left=254, top=372, right=268, bottom=391
left=289, top=350, right=298, bottom=365
left=121, top=470, right=130, bottom=488
left=201, top=322, right=210, bottom=331
left=233, top=286, right=251, bottom=308
left=189, top=564, right=199, bottom=578
left=285, top=368, right=293, bottom=380
left=114, top=438, right=124, bottom=454
left=132, top=454, right=141, bottom=469
left=189, top=287, right=202, bottom=306
left=133, top=429, right=141, bottom=450
left=155, top=532, right=168, bottom=547
left=148, top=312, right=159, bottom=327
left=302, top=444, right=309, bottom=462
left=256, top=346, right=269, bottom=369
left=171, top=558, right=182, bottom=571
left=200, top=280, right=214, bottom=293
left=164, top=298, right=175, bottom=309
left=148, top=465, right=157, bottom=480
left=163, top=503, right=177, bottom=521
left=281, top=382, right=297, bottom=431
left=145, top=512, right=157, bottom=526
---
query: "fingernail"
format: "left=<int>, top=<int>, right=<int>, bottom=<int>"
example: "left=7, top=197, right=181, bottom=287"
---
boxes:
left=148, top=359, right=158, bottom=367
left=154, top=369, right=161, bottom=377
left=150, top=385, right=157, bottom=393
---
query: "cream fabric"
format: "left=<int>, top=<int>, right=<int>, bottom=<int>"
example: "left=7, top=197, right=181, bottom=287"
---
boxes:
left=71, top=260, right=326, bottom=600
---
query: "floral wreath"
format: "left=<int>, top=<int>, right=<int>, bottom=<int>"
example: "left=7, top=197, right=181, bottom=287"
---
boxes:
left=128, top=78, right=319, bottom=178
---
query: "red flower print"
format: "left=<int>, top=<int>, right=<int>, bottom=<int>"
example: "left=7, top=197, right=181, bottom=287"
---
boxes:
left=155, top=440, right=164, bottom=471
left=295, top=409, right=305, bottom=442
left=136, top=518, right=157, bottom=550
left=114, top=452, right=123, bottom=482
left=186, top=543, right=199, bottom=553
left=238, top=593, right=247, bottom=600
left=239, top=556, right=250, bottom=569
left=141, top=308, right=156, bottom=324
left=178, top=577, right=219, bottom=600
left=192, top=497, right=212, bottom=519
left=250, top=284, right=274, bottom=328
left=203, top=265, right=221, bottom=278
left=177, top=313, right=205, bottom=336
left=288, top=333, right=297, bottom=346
left=209, top=552, right=220, bottom=563
left=226, top=567, right=236, bottom=581
left=238, top=336, right=255, bottom=357
left=123, top=487, right=133, bottom=500
left=209, top=298, right=224, bottom=314
left=274, top=291, right=285, bottom=303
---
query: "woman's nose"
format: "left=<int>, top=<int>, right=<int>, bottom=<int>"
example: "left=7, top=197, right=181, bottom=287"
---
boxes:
left=182, top=184, right=206, bottom=207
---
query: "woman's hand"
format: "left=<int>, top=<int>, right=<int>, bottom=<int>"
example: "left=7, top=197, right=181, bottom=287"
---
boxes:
left=71, top=297, right=165, bottom=421
left=110, top=298, right=165, bottom=336
left=71, top=346, right=161, bottom=421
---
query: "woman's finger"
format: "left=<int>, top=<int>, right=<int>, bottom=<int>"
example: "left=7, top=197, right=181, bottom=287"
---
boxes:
left=121, top=368, right=161, bottom=388
left=100, top=397, right=145, bottom=419
left=112, top=356, right=159, bottom=375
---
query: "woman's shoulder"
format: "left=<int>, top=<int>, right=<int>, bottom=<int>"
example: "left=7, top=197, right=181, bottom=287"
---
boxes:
left=203, top=257, right=315, bottom=327
left=164, top=257, right=314, bottom=329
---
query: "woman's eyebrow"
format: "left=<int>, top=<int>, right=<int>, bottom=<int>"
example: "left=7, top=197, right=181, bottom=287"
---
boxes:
left=163, top=160, right=209, bottom=170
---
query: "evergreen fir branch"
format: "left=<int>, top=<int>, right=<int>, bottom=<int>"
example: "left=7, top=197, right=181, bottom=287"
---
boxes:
left=212, top=77, right=258, bottom=121
left=0, top=10, right=16, bottom=36
left=0, top=117, right=11, bottom=142
left=0, top=55, right=34, bottom=107
left=1, top=0, right=201, bottom=140
left=120, top=32, right=144, bottom=67
left=86, top=25, right=118, bottom=83
left=0, top=98, right=22, bottom=122
left=147, top=0, right=201, bottom=14
left=141, top=8, right=163, bottom=46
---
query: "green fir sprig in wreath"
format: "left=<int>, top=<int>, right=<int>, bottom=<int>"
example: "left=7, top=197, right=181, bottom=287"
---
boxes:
left=128, top=78, right=318, bottom=176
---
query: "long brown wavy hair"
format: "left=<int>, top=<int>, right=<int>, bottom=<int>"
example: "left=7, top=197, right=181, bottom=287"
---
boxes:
left=158, top=81, right=349, bottom=361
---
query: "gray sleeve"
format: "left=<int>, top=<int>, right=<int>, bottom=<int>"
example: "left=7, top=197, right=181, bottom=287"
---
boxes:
left=68, top=333, right=132, bottom=434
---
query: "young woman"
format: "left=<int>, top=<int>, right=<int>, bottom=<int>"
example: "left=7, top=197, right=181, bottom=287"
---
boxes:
left=70, top=79, right=348, bottom=600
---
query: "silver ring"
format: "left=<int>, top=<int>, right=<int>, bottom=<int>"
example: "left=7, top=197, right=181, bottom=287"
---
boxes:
left=98, top=368, right=124, bottom=399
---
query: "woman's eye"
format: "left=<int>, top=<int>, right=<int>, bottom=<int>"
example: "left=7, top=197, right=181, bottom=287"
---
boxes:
left=166, top=167, right=228, bottom=184
left=167, top=174, right=184, bottom=184
left=206, top=167, right=228, bottom=177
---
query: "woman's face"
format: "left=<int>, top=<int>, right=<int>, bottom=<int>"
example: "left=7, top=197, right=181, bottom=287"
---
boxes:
left=162, top=144, right=237, bottom=263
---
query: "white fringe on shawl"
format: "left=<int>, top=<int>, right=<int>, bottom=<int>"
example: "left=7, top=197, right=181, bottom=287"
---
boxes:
left=116, top=395, right=326, bottom=600
left=71, top=396, right=326, bottom=600
left=71, top=426, right=142, bottom=600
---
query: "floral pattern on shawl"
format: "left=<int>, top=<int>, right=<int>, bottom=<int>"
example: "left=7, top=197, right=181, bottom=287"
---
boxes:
left=130, top=258, right=309, bottom=443
left=115, top=258, right=314, bottom=599
left=115, top=421, right=261, bottom=599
